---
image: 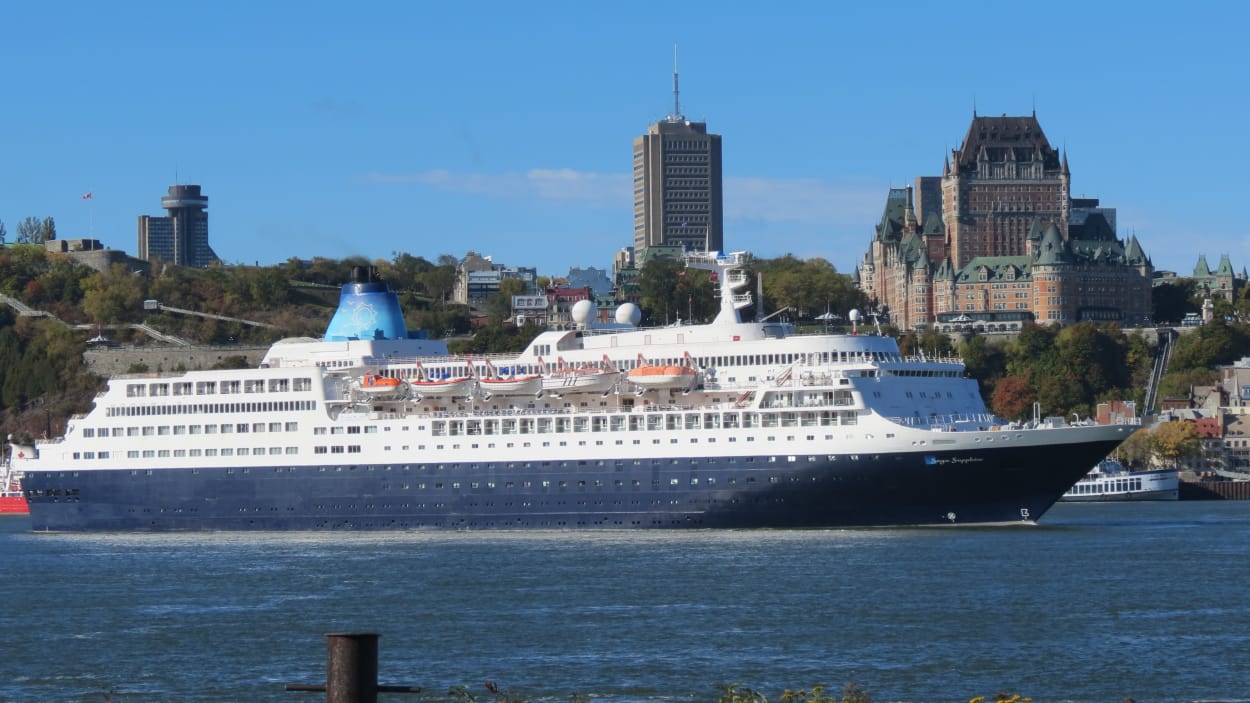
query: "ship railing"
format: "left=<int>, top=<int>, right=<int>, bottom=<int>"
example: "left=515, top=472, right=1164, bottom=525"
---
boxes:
left=886, top=413, right=1002, bottom=430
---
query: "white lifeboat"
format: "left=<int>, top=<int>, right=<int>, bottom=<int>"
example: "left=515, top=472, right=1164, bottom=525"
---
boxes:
left=410, top=363, right=474, bottom=398
left=540, top=355, right=619, bottom=396
left=475, top=358, right=543, bottom=398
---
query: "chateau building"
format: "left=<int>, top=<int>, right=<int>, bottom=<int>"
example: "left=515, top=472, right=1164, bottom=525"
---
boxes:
left=859, top=114, right=1152, bottom=331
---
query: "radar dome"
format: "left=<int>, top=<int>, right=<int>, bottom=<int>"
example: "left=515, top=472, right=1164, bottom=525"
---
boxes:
left=848, top=309, right=861, bottom=322
left=615, top=303, right=642, bottom=326
left=571, top=299, right=597, bottom=326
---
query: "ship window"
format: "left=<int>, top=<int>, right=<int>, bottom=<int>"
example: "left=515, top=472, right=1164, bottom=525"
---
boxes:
left=221, top=381, right=240, bottom=394
left=142, top=426, right=154, bottom=436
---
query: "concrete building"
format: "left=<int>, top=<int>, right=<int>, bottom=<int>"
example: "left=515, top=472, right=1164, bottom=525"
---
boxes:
left=632, top=63, right=722, bottom=258
left=137, top=185, right=219, bottom=268
left=452, top=251, right=537, bottom=305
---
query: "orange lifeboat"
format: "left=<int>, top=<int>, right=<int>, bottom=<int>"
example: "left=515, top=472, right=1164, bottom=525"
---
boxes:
left=627, top=353, right=697, bottom=390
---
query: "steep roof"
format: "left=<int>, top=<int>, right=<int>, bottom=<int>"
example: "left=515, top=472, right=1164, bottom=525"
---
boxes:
left=1216, top=254, right=1235, bottom=276
left=1194, top=255, right=1212, bottom=276
left=954, top=114, right=1061, bottom=172
left=952, top=255, right=1033, bottom=284
left=874, top=188, right=911, bottom=243
left=1034, top=224, right=1072, bottom=265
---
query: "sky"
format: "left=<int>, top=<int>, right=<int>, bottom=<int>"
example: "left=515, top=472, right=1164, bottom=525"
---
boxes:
left=1, top=2, right=1246, bottom=279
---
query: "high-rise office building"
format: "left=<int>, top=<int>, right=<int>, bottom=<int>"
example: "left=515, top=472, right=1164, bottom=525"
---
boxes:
left=137, top=184, right=218, bottom=267
left=632, top=61, right=722, bottom=256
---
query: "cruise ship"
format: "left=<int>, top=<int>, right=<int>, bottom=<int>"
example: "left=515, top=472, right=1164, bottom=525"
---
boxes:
left=17, top=252, right=1136, bottom=531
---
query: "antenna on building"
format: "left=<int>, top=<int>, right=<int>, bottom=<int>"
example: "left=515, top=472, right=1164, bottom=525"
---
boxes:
left=671, top=44, right=682, bottom=120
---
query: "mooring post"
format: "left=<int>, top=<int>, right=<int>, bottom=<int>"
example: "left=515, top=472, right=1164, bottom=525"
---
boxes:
left=286, top=632, right=421, bottom=702
left=326, top=633, right=379, bottom=703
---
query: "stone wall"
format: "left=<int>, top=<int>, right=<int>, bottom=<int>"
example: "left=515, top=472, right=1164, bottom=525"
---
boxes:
left=83, top=345, right=269, bottom=377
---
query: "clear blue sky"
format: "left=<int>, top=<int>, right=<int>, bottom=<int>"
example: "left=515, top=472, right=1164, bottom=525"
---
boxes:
left=2, top=1, right=1245, bottom=279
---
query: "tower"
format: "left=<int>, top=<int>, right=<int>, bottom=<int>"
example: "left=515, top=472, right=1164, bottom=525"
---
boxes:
left=941, top=114, right=1068, bottom=269
left=137, top=184, right=218, bottom=267
left=632, top=53, right=723, bottom=256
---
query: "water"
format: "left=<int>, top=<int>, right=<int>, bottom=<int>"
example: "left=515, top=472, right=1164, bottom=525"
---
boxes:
left=2, top=502, right=1249, bottom=703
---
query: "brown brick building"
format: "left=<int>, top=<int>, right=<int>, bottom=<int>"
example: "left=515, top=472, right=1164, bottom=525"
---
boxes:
left=859, top=113, right=1152, bottom=331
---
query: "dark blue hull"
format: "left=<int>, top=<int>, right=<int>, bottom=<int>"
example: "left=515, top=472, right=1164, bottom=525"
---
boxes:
left=23, top=438, right=1124, bottom=531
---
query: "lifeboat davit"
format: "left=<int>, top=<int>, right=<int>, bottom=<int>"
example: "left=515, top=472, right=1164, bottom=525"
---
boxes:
left=627, top=353, right=697, bottom=390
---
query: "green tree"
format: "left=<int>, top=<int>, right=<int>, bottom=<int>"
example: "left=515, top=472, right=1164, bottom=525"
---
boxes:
left=82, top=264, right=146, bottom=324
left=15, top=217, right=43, bottom=244
left=959, top=334, right=1007, bottom=399
left=1151, top=280, right=1196, bottom=324
left=39, top=216, right=56, bottom=242
left=1111, top=427, right=1156, bottom=469
left=421, top=264, right=457, bottom=304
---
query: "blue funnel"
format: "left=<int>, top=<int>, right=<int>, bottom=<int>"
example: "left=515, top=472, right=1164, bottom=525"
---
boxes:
left=324, top=267, right=409, bottom=341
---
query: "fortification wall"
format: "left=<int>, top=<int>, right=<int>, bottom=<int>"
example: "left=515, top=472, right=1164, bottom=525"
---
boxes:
left=83, top=345, right=270, bottom=377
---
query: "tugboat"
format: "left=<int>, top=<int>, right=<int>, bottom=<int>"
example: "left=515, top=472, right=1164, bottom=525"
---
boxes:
left=1, top=442, right=30, bottom=515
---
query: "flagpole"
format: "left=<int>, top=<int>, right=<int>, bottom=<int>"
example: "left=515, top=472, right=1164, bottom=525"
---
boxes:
left=82, top=191, right=94, bottom=236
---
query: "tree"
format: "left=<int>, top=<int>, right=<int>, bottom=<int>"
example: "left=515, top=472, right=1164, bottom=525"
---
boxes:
left=39, top=217, right=56, bottom=242
left=959, top=334, right=1007, bottom=400
left=82, top=264, right=146, bottom=324
left=990, top=375, right=1035, bottom=420
left=1152, top=421, right=1200, bottom=468
left=1111, top=428, right=1156, bottom=470
left=15, top=217, right=43, bottom=244
left=1151, top=281, right=1196, bottom=324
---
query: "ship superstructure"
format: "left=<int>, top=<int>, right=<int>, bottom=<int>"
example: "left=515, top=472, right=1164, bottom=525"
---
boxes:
left=18, top=253, right=1135, bottom=530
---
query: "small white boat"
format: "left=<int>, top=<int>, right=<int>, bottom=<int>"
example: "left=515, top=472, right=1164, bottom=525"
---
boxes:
left=540, top=356, right=619, bottom=396
left=410, top=363, right=473, bottom=398
left=627, top=353, right=697, bottom=390
left=475, top=360, right=543, bottom=398
left=1061, top=459, right=1179, bottom=502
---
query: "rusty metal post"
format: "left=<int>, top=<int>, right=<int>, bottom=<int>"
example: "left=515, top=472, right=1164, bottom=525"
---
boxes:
left=326, top=633, right=379, bottom=703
